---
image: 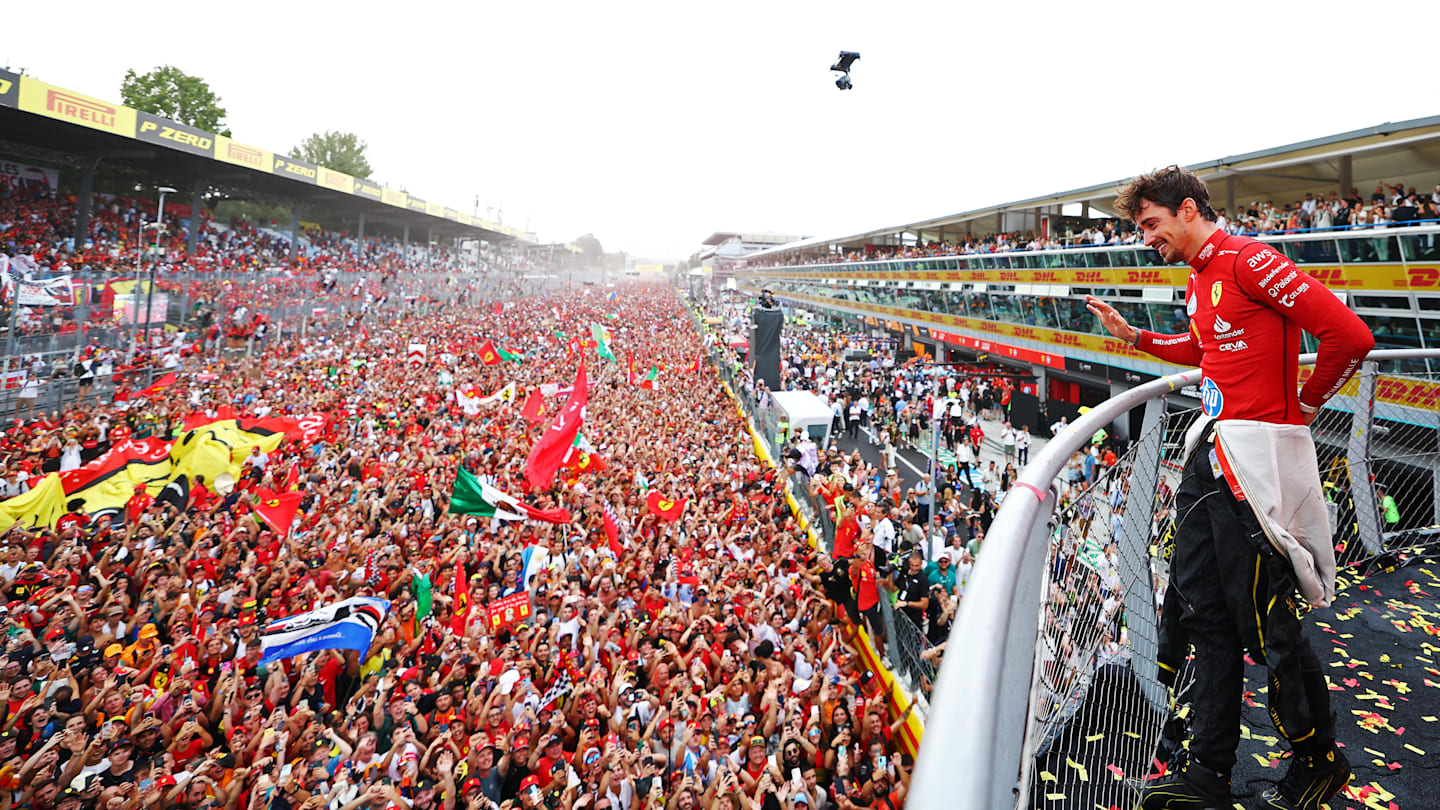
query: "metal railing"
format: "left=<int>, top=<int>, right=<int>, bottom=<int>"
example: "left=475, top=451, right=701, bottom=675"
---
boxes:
left=910, top=348, right=1440, bottom=810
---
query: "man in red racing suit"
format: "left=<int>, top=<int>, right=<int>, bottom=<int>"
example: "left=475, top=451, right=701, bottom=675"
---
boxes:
left=1087, top=166, right=1373, bottom=810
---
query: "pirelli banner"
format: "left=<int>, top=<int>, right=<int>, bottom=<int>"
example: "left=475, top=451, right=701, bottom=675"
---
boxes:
left=0, top=71, right=509, bottom=236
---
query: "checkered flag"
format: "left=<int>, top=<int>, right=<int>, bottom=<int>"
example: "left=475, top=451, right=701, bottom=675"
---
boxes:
left=540, top=669, right=573, bottom=711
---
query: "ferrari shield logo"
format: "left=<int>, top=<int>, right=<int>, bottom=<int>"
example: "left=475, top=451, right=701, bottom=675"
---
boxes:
left=1211, top=281, right=1223, bottom=307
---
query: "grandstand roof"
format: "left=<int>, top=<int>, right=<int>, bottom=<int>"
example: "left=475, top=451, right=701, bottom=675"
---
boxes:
left=744, top=113, right=1440, bottom=261
left=0, top=68, right=525, bottom=241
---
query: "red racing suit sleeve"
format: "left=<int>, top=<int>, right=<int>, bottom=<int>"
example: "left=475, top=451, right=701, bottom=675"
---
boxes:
left=1136, top=326, right=1203, bottom=367
left=1231, top=242, right=1375, bottom=409
left=1135, top=274, right=1204, bottom=366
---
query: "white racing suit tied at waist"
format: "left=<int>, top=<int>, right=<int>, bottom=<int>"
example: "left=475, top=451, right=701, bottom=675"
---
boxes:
left=1186, top=419, right=1337, bottom=609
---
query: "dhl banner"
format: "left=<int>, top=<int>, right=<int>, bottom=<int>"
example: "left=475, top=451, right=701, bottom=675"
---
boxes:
left=214, top=135, right=274, bottom=173
left=317, top=166, right=354, bottom=194
left=769, top=288, right=1437, bottom=410
left=19, top=77, right=136, bottom=137
left=1297, top=367, right=1440, bottom=411
left=742, top=263, right=1440, bottom=293
left=136, top=112, right=213, bottom=157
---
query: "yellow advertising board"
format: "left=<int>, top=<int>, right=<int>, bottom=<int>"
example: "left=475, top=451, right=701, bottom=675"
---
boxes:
left=316, top=166, right=354, bottom=194
left=382, top=188, right=408, bottom=209
left=18, top=77, right=136, bottom=137
left=773, top=288, right=1440, bottom=410
left=743, top=262, right=1439, bottom=293
left=213, top=135, right=274, bottom=173
left=634, top=264, right=666, bottom=275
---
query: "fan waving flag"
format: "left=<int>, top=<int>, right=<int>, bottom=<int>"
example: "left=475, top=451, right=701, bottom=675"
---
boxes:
left=524, top=362, right=588, bottom=489
left=451, top=562, right=471, bottom=635
left=449, top=468, right=572, bottom=524
left=646, top=491, right=687, bottom=522
left=260, top=596, right=390, bottom=664
left=478, top=339, right=504, bottom=366
left=133, top=372, right=178, bottom=399
left=520, top=388, right=545, bottom=425
left=590, top=324, right=616, bottom=361
left=254, top=488, right=303, bottom=536
left=602, top=501, right=624, bottom=557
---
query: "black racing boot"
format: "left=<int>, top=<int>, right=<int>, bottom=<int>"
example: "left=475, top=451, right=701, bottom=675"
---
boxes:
left=1134, top=759, right=1231, bottom=809
left=1259, top=744, right=1351, bottom=810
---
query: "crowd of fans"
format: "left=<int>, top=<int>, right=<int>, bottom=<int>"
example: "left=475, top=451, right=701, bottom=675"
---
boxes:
left=0, top=277, right=922, bottom=810
left=742, top=178, right=1440, bottom=269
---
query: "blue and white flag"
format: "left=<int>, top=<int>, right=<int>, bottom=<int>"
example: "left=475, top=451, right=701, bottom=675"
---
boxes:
left=260, top=596, right=390, bottom=664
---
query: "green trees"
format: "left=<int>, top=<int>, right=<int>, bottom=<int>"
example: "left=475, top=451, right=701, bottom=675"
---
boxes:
left=292, top=130, right=373, bottom=179
left=120, top=66, right=230, bottom=135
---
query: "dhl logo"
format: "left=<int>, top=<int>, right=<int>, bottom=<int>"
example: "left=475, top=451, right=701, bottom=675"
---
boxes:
left=978, top=321, right=1001, bottom=333
left=997, top=271, right=1020, bottom=282
left=1074, top=271, right=1105, bottom=283
left=46, top=89, right=116, bottom=127
left=138, top=120, right=212, bottom=150
left=1053, top=333, right=1084, bottom=347
left=1031, top=272, right=1060, bottom=282
left=275, top=159, right=317, bottom=179
left=1307, top=267, right=1360, bottom=288
left=1374, top=379, right=1440, bottom=409
left=1011, top=327, right=1037, bottom=341
left=225, top=142, right=267, bottom=168
left=1406, top=267, right=1439, bottom=289
left=1122, top=270, right=1167, bottom=284
left=0, top=79, right=12, bottom=95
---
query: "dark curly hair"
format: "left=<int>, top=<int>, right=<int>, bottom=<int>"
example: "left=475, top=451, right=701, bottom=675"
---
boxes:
left=1114, top=165, right=1217, bottom=223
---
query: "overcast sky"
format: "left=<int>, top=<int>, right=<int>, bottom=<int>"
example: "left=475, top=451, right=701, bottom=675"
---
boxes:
left=6, top=2, right=1436, bottom=259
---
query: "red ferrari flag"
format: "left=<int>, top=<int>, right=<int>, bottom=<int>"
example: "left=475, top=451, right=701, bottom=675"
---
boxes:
left=689, top=355, right=700, bottom=373
left=452, top=561, right=471, bottom=635
left=645, top=491, right=687, bottom=522
left=524, top=362, right=588, bottom=489
left=478, top=339, right=503, bottom=366
left=520, top=389, right=544, bottom=426
left=253, top=488, right=303, bottom=537
left=134, top=372, right=177, bottom=399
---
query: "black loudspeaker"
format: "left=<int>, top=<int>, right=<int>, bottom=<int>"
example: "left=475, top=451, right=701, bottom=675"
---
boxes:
left=751, top=308, right=783, bottom=391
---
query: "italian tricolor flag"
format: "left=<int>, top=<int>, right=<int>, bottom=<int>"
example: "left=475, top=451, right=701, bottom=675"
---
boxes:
left=448, top=469, right=572, bottom=524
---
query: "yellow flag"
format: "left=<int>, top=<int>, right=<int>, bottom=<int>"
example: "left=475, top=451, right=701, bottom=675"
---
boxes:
left=0, top=473, right=68, bottom=531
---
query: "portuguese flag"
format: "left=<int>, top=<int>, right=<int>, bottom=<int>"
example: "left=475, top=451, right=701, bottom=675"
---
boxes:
left=449, top=468, right=571, bottom=524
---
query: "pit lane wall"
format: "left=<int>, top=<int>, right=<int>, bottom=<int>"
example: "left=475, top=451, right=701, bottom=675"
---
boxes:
left=685, top=302, right=927, bottom=759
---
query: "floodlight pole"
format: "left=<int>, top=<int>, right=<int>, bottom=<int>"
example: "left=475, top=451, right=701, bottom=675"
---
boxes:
left=141, top=187, right=177, bottom=365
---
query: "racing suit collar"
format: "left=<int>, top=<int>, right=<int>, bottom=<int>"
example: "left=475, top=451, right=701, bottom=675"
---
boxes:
left=1188, top=229, right=1228, bottom=273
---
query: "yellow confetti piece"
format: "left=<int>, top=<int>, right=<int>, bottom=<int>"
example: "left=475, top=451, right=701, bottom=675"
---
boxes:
left=1066, top=757, right=1089, bottom=782
left=1085, top=733, right=1104, bottom=742
left=1423, top=716, right=1438, bottom=722
left=1252, top=753, right=1271, bottom=766
left=1045, top=794, right=1066, bottom=801
left=1364, top=747, right=1386, bottom=757
left=1124, top=731, right=1141, bottom=739
left=1380, top=653, right=1391, bottom=663
left=1040, top=771, right=1056, bottom=783
left=1405, top=743, right=1427, bottom=755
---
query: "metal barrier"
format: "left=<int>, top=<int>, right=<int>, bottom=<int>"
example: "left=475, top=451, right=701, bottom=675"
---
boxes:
left=910, top=348, right=1440, bottom=810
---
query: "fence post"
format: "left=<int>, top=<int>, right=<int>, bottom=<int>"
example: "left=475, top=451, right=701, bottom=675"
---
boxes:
left=1345, top=361, right=1384, bottom=555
